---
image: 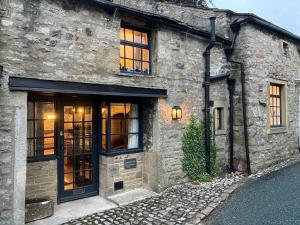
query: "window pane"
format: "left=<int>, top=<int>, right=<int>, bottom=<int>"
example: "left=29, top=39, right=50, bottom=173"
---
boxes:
left=44, top=148, right=55, bottom=155
left=111, top=134, right=128, bottom=150
left=127, top=119, right=139, bottom=133
left=35, top=102, right=55, bottom=119
left=134, top=31, right=142, bottom=44
left=64, top=156, right=73, bottom=173
left=111, top=119, right=126, bottom=134
left=64, top=123, right=73, bottom=139
left=101, top=119, right=106, bottom=134
left=111, top=104, right=125, bottom=118
left=102, top=135, right=106, bottom=152
left=120, top=28, right=125, bottom=40
left=120, top=58, right=125, bottom=71
left=84, top=138, right=92, bottom=152
left=128, top=134, right=139, bottom=149
left=142, top=32, right=148, bottom=45
left=134, top=60, right=141, bottom=73
left=126, top=104, right=138, bottom=118
left=84, top=107, right=92, bottom=121
left=142, top=49, right=149, bottom=61
left=120, top=44, right=125, bottom=58
left=125, top=28, right=133, bottom=42
left=74, top=107, right=84, bottom=122
left=28, top=102, right=34, bottom=120
left=134, top=47, right=142, bottom=61
left=27, top=121, right=34, bottom=138
left=85, top=122, right=92, bottom=137
left=101, top=103, right=108, bottom=118
left=125, top=59, right=133, bottom=72
left=125, top=45, right=133, bottom=59
left=142, top=62, right=149, bottom=74
left=73, top=123, right=83, bottom=139
left=43, top=120, right=55, bottom=137
left=27, top=139, right=34, bottom=157
left=64, top=106, right=74, bottom=122
left=64, top=139, right=73, bottom=156
left=44, top=137, right=54, bottom=150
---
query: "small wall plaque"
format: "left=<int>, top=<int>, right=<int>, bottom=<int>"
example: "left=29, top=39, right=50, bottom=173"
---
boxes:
left=124, top=158, right=137, bottom=169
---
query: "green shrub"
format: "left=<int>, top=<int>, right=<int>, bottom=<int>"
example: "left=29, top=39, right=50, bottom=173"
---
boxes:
left=181, top=115, right=217, bottom=182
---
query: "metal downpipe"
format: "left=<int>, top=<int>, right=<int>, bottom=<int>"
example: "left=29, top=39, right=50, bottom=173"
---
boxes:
left=203, top=17, right=216, bottom=174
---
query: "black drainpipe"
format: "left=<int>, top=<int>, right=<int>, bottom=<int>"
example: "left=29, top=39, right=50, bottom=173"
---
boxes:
left=225, top=22, right=251, bottom=175
left=203, top=17, right=216, bottom=174
left=227, top=79, right=235, bottom=173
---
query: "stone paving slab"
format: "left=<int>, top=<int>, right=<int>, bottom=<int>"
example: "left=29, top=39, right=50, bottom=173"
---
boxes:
left=28, top=196, right=117, bottom=225
left=61, top=155, right=300, bottom=225
left=108, top=188, right=159, bottom=206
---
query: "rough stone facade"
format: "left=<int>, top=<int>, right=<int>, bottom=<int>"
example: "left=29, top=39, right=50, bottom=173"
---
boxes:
left=231, top=24, right=300, bottom=171
left=0, top=0, right=300, bottom=224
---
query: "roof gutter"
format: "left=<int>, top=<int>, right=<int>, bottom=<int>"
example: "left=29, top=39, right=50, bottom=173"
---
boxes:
left=81, top=0, right=231, bottom=45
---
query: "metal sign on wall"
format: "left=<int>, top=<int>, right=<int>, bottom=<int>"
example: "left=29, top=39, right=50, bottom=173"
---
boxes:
left=124, top=158, right=137, bottom=169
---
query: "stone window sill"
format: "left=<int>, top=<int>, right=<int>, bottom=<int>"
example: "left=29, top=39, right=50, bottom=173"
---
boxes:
left=268, top=127, right=287, bottom=134
left=215, top=130, right=227, bottom=136
left=117, top=72, right=153, bottom=78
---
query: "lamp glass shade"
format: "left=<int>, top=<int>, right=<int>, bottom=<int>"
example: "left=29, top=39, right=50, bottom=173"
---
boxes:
left=172, top=106, right=182, bottom=120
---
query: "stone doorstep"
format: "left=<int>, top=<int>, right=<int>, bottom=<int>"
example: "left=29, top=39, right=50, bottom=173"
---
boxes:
left=107, top=188, right=159, bottom=206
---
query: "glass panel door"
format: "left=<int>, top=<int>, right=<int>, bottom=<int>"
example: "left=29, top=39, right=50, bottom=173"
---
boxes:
left=58, top=104, right=98, bottom=203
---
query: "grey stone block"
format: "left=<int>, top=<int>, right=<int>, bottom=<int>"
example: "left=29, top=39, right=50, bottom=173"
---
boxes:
left=25, top=198, right=54, bottom=223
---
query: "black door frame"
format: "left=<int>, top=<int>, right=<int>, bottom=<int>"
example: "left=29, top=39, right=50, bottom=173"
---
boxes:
left=57, top=100, right=99, bottom=203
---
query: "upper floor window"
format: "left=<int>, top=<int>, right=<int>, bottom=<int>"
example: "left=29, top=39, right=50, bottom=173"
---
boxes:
left=120, top=26, right=151, bottom=75
left=27, top=100, right=56, bottom=159
left=269, top=84, right=282, bottom=127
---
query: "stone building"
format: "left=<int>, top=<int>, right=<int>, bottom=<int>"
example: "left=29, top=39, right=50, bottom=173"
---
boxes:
left=0, top=0, right=300, bottom=224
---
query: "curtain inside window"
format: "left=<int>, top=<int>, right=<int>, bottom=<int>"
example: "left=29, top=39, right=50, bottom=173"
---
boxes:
left=128, top=104, right=139, bottom=149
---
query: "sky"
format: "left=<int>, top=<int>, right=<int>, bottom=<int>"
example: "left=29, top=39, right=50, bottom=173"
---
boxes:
left=212, top=0, right=300, bottom=36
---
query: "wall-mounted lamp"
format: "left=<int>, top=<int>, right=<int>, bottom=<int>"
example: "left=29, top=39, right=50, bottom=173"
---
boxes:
left=172, top=106, right=182, bottom=120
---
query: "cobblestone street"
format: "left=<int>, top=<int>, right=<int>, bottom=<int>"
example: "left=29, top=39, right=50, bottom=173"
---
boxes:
left=62, top=174, right=245, bottom=225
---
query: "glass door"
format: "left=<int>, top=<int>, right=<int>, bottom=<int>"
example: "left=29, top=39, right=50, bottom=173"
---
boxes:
left=58, top=103, right=98, bottom=203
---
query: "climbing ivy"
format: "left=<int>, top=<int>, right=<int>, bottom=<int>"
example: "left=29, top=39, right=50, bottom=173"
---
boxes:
left=181, top=115, right=217, bottom=182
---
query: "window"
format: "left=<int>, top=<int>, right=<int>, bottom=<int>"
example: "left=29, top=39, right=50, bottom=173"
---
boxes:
left=120, top=26, right=150, bottom=75
left=27, top=101, right=56, bottom=159
left=283, top=42, right=289, bottom=56
left=269, top=84, right=282, bottom=127
left=213, top=101, right=227, bottom=135
left=101, top=102, right=142, bottom=154
left=215, top=107, right=224, bottom=130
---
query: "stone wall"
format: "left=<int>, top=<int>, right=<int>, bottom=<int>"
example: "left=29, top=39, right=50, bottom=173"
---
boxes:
left=99, top=153, right=145, bottom=196
left=25, top=160, right=57, bottom=203
left=232, top=24, right=300, bottom=171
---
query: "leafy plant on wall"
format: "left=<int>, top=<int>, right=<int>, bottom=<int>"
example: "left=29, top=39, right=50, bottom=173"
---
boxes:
left=181, top=115, right=217, bottom=182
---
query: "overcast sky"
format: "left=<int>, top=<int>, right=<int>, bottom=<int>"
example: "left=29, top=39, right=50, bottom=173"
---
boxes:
left=212, top=0, right=300, bottom=36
